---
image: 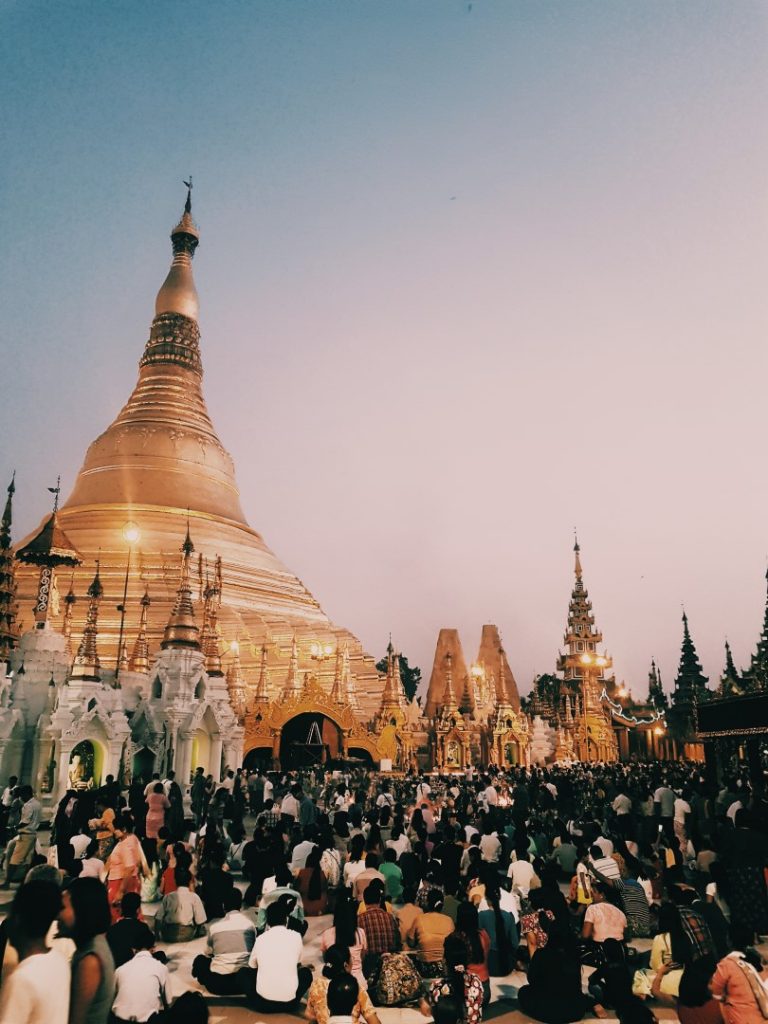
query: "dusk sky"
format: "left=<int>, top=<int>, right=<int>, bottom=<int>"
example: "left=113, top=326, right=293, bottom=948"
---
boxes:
left=2, top=1, right=767, bottom=697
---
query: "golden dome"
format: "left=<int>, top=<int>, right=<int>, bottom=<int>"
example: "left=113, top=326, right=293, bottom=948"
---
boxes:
left=13, top=190, right=385, bottom=721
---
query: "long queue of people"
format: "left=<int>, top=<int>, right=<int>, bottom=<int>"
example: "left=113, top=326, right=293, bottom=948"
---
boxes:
left=0, top=759, right=767, bottom=1024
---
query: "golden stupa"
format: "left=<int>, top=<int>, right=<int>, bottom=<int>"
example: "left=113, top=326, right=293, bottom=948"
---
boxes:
left=15, top=189, right=383, bottom=720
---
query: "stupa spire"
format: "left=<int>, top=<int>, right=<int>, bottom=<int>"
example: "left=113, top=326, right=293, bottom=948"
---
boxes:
left=0, top=474, right=18, bottom=662
left=226, top=641, right=247, bottom=719
left=70, top=562, right=103, bottom=681
left=720, top=639, right=742, bottom=697
left=330, top=645, right=345, bottom=703
left=128, top=588, right=151, bottom=673
left=154, top=179, right=200, bottom=323
left=62, top=574, right=77, bottom=659
left=201, top=557, right=224, bottom=676
left=161, top=526, right=200, bottom=650
left=441, top=652, right=459, bottom=714
left=284, top=634, right=301, bottom=698
left=253, top=644, right=270, bottom=704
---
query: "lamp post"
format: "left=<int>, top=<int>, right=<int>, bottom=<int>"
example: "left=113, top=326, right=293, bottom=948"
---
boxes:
left=115, top=521, right=140, bottom=684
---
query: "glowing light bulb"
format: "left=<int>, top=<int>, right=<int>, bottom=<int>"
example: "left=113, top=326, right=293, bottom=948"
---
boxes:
left=122, top=522, right=140, bottom=545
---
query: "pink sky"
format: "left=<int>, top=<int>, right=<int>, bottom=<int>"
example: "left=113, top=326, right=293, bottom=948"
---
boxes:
left=2, top=2, right=768, bottom=695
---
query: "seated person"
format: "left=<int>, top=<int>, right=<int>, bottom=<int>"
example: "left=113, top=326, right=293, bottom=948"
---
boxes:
left=255, top=863, right=306, bottom=934
left=197, top=845, right=234, bottom=921
left=111, top=927, right=171, bottom=1024
left=107, top=892, right=155, bottom=968
left=581, top=883, right=627, bottom=956
left=244, top=897, right=312, bottom=1011
left=517, top=917, right=591, bottom=1024
left=327, top=973, right=362, bottom=1024
left=413, top=889, right=454, bottom=977
left=395, top=885, right=423, bottom=948
left=192, top=888, right=256, bottom=996
left=380, top=849, right=403, bottom=903
left=153, top=867, right=207, bottom=943
left=305, top=944, right=380, bottom=1024
left=297, top=846, right=329, bottom=916
left=352, top=854, right=386, bottom=902
left=359, top=881, right=400, bottom=978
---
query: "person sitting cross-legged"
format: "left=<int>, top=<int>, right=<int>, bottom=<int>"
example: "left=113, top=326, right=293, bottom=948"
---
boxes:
left=327, top=973, right=363, bottom=1024
left=305, top=944, right=381, bottom=1024
left=107, top=892, right=156, bottom=969
left=358, top=880, right=400, bottom=981
left=192, top=887, right=256, bottom=996
left=111, top=925, right=171, bottom=1024
left=153, top=866, right=207, bottom=943
left=241, top=894, right=312, bottom=1011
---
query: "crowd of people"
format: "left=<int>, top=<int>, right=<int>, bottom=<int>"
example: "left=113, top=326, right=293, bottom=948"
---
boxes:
left=0, top=756, right=766, bottom=1024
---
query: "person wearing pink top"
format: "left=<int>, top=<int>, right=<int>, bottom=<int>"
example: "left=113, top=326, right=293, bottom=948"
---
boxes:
left=710, top=926, right=767, bottom=1024
left=145, top=782, right=170, bottom=842
left=105, top=815, right=147, bottom=923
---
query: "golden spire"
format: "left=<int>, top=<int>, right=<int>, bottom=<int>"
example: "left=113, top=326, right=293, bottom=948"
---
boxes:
left=226, top=640, right=247, bottom=719
left=341, top=641, right=360, bottom=712
left=253, top=644, right=270, bottom=704
left=330, top=645, right=345, bottom=703
left=71, top=562, right=103, bottom=682
left=62, top=574, right=77, bottom=659
left=284, top=634, right=301, bottom=699
left=161, top=526, right=200, bottom=650
left=128, top=588, right=151, bottom=673
left=201, top=558, right=224, bottom=676
left=574, top=533, right=583, bottom=581
left=155, top=179, right=200, bottom=322
left=441, top=652, right=459, bottom=714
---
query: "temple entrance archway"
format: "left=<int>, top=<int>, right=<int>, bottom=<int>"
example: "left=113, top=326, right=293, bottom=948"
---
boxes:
left=280, top=712, right=342, bottom=769
left=243, top=747, right=272, bottom=772
left=132, top=746, right=156, bottom=783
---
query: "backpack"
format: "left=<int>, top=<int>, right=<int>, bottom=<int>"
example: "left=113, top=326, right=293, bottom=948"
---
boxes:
left=374, top=952, right=422, bottom=1006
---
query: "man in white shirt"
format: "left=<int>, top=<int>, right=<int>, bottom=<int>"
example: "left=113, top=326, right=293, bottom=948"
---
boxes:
left=654, top=783, right=676, bottom=841
left=483, top=780, right=499, bottom=807
left=386, top=826, right=411, bottom=859
left=507, top=853, right=537, bottom=896
left=246, top=899, right=312, bottom=1010
left=290, top=828, right=318, bottom=873
left=415, top=778, right=432, bottom=803
left=280, top=785, right=301, bottom=823
left=0, top=878, right=70, bottom=1024
left=263, top=774, right=274, bottom=802
left=674, top=790, right=692, bottom=853
left=112, top=931, right=170, bottom=1023
left=479, top=826, right=501, bottom=863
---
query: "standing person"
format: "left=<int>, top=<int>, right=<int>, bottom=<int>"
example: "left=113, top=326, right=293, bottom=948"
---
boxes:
left=0, top=879, right=70, bottom=1024
left=720, top=810, right=768, bottom=943
left=145, top=783, right=170, bottom=850
left=0, top=774, right=17, bottom=843
left=88, top=796, right=117, bottom=862
left=654, top=781, right=676, bottom=843
left=190, top=768, right=206, bottom=826
left=166, top=771, right=185, bottom=840
left=3, top=785, right=42, bottom=885
left=58, top=876, right=116, bottom=1024
left=104, top=815, right=147, bottom=923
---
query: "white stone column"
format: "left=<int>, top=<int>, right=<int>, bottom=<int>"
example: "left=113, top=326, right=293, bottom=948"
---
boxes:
left=209, top=734, right=223, bottom=781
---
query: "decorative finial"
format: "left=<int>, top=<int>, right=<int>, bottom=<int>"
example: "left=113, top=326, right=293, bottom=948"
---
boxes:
left=48, top=476, right=61, bottom=513
left=183, top=176, right=193, bottom=214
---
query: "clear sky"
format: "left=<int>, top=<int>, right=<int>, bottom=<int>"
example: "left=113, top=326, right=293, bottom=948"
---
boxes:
left=2, top=1, right=767, bottom=697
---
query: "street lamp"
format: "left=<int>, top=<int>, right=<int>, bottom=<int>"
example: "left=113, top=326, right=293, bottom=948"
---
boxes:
left=115, top=521, right=140, bottom=683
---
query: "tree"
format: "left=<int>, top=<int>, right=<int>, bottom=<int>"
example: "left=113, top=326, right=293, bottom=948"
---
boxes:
left=376, top=651, right=422, bottom=702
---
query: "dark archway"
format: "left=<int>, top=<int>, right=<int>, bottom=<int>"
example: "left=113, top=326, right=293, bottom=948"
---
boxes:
left=132, top=746, right=156, bottom=784
left=243, top=747, right=272, bottom=772
left=280, top=713, right=341, bottom=769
